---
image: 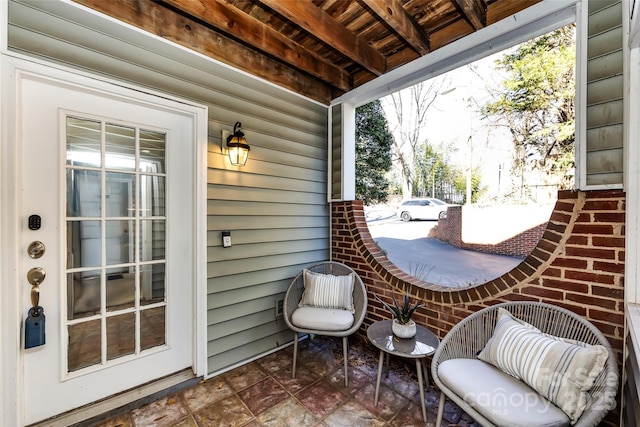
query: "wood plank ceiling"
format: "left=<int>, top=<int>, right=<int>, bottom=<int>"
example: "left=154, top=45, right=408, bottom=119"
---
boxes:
left=73, top=0, right=540, bottom=104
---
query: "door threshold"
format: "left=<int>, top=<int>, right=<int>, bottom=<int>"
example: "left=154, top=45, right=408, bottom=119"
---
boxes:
left=28, top=369, right=199, bottom=427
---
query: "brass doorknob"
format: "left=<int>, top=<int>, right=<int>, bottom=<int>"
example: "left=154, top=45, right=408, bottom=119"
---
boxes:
left=27, top=267, right=46, bottom=286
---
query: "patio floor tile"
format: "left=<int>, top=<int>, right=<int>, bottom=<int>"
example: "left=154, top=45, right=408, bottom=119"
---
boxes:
left=191, top=395, right=253, bottom=427
left=295, top=379, right=350, bottom=419
left=255, top=397, right=317, bottom=427
left=130, top=394, right=189, bottom=427
left=236, top=377, right=289, bottom=416
left=94, top=335, right=473, bottom=427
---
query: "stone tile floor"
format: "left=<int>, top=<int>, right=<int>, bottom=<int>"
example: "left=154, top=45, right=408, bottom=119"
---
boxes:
left=94, top=335, right=475, bottom=427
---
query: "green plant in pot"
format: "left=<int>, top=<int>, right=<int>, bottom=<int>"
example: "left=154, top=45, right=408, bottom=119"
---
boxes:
left=375, top=290, right=424, bottom=339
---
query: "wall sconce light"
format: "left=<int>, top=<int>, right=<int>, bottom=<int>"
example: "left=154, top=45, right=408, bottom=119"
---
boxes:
left=226, top=122, right=250, bottom=166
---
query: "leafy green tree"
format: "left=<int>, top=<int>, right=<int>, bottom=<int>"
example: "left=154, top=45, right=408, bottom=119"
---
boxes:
left=412, top=141, right=481, bottom=203
left=452, top=167, right=486, bottom=204
left=482, top=25, right=575, bottom=191
left=414, top=143, right=448, bottom=199
left=355, top=100, right=393, bottom=205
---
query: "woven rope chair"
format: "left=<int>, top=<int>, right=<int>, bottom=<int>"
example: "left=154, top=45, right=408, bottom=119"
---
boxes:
left=431, top=301, right=619, bottom=427
left=283, top=261, right=367, bottom=387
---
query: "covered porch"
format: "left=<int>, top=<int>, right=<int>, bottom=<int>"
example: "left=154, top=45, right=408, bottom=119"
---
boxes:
left=2, top=0, right=639, bottom=426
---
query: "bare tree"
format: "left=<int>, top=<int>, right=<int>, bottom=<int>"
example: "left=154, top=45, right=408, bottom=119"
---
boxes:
left=383, top=77, right=448, bottom=198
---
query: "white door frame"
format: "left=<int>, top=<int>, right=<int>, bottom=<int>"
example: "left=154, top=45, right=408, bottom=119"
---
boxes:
left=0, top=53, right=208, bottom=426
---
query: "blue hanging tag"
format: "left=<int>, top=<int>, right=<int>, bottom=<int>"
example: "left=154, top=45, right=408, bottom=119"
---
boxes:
left=25, top=306, right=45, bottom=349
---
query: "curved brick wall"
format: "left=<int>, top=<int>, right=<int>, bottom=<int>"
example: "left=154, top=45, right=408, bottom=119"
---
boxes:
left=331, top=189, right=625, bottom=361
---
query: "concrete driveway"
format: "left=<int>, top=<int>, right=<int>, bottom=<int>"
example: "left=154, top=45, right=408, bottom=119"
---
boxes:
left=365, top=206, right=523, bottom=287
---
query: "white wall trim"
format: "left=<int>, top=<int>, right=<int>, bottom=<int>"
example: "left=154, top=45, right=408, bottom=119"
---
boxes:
left=625, top=6, right=640, bottom=305
left=575, top=0, right=588, bottom=190
left=0, top=2, right=14, bottom=425
left=0, top=53, right=22, bottom=427
left=630, top=0, right=640, bottom=47
left=0, top=0, right=7, bottom=51
left=327, top=106, right=333, bottom=202
left=341, top=103, right=356, bottom=201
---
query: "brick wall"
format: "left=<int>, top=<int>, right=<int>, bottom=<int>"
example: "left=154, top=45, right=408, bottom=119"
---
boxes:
left=433, top=205, right=548, bottom=258
left=332, top=189, right=624, bottom=424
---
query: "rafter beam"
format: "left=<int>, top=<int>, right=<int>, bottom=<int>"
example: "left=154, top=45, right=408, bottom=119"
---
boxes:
left=452, top=0, right=486, bottom=30
left=361, top=0, right=430, bottom=55
left=72, top=0, right=333, bottom=103
left=258, top=0, right=386, bottom=76
left=163, top=0, right=351, bottom=92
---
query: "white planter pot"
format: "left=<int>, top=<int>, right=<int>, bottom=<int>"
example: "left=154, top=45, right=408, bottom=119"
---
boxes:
left=392, top=319, right=416, bottom=339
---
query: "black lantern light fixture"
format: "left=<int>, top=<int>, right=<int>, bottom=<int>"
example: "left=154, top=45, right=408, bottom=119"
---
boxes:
left=226, top=122, right=250, bottom=166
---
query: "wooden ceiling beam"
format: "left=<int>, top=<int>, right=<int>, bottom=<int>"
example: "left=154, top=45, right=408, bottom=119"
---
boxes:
left=163, top=0, right=352, bottom=92
left=72, top=0, right=333, bottom=103
left=361, top=0, right=430, bottom=55
left=487, top=0, right=540, bottom=25
left=258, top=0, right=386, bottom=76
left=451, top=0, right=486, bottom=30
left=429, top=19, right=474, bottom=50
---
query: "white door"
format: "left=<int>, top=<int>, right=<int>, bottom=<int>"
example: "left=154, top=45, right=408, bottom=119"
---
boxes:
left=16, top=65, right=202, bottom=425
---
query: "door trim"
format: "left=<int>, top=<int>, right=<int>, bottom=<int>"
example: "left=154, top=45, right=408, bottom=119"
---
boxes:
left=1, top=53, right=208, bottom=426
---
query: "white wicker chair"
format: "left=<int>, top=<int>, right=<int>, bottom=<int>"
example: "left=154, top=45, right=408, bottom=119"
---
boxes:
left=431, top=301, right=619, bottom=427
left=283, top=261, right=367, bottom=387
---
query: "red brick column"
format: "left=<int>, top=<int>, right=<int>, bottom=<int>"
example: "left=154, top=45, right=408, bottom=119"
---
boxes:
left=435, top=205, right=462, bottom=247
left=331, top=189, right=625, bottom=361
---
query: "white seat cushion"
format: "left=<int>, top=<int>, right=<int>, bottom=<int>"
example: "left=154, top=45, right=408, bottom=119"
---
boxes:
left=439, top=358, right=570, bottom=427
left=291, top=306, right=354, bottom=331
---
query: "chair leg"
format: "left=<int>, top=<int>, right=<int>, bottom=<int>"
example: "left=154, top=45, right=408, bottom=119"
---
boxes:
left=436, top=390, right=445, bottom=427
left=342, top=336, right=348, bottom=387
left=292, top=332, right=299, bottom=379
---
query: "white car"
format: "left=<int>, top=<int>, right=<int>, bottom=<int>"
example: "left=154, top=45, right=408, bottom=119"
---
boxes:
left=397, top=198, right=452, bottom=221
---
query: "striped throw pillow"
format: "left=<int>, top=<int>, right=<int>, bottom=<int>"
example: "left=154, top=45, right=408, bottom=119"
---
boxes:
left=477, top=308, right=608, bottom=423
left=299, top=269, right=355, bottom=313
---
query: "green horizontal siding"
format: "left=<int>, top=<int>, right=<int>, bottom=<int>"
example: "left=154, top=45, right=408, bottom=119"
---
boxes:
left=586, top=0, right=624, bottom=187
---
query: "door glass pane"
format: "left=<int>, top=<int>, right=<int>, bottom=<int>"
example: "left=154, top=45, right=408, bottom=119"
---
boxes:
left=67, top=170, right=101, bottom=217
left=65, top=116, right=168, bottom=373
left=140, top=175, right=165, bottom=217
left=107, top=313, right=136, bottom=360
left=106, top=268, right=136, bottom=311
left=140, top=130, right=165, bottom=173
left=68, top=319, right=101, bottom=372
left=66, top=117, right=101, bottom=168
left=140, top=219, right=165, bottom=261
left=140, top=263, right=165, bottom=305
left=105, top=172, right=135, bottom=217
left=67, top=270, right=101, bottom=320
left=105, top=124, right=136, bottom=171
left=140, top=307, right=165, bottom=351
left=105, top=220, right=135, bottom=265
left=67, top=220, right=102, bottom=269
